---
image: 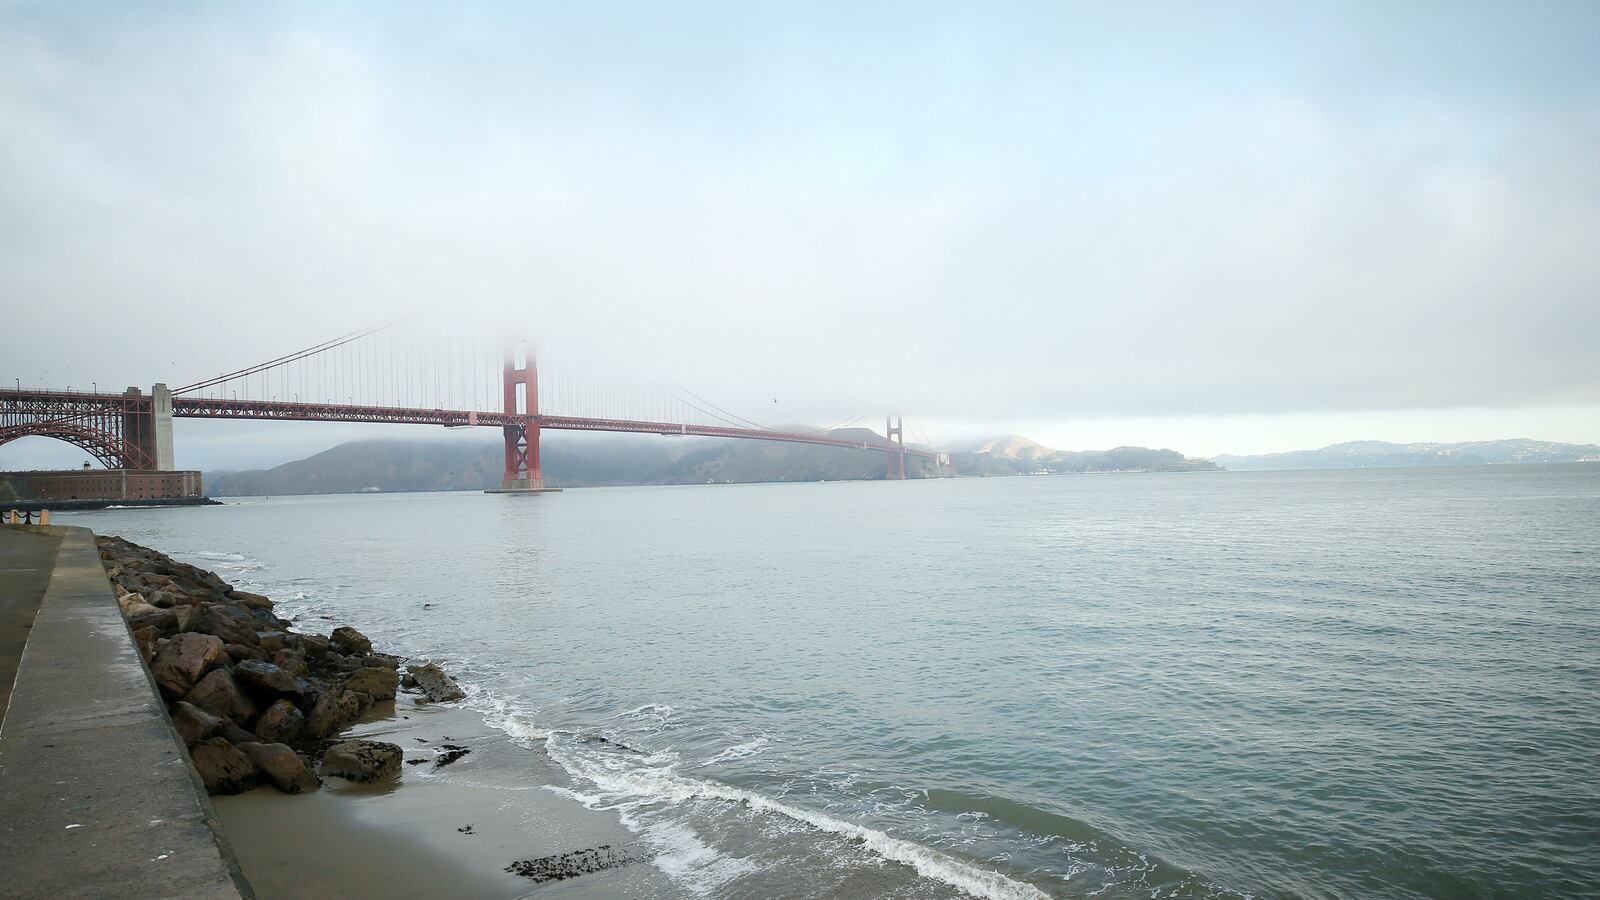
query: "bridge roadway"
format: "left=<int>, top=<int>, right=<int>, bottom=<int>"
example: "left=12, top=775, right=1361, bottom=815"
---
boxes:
left=166, top=397, right=941, bottom=458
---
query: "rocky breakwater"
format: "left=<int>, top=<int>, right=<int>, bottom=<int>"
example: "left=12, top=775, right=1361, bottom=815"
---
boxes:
left=97, top=535, right=467, bottom=796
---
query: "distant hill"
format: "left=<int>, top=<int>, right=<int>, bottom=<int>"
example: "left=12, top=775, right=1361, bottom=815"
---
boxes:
left=953, top=437, right=1219, bottom=475
left=1213, top=439, right=1600, bottom=471
left=204, top=431, right=948, bottom=496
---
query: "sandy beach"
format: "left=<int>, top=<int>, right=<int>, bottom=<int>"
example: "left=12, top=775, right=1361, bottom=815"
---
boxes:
left=214, top=699, right=679, bottom=898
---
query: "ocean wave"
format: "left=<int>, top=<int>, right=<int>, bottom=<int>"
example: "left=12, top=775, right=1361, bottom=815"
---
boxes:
left=545, top=735, right=1050, bottom=900
left=701, top=736, right=770, bottom=766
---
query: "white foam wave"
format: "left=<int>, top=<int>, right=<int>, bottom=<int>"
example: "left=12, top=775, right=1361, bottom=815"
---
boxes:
left=702, top=736, right=770, bottom=766
left=543, top=733, right=1049, bottom=900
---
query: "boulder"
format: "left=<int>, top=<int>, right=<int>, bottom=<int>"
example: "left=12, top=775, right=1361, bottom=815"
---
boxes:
left=231, top=590, right=275, bottom=610
left=128, top=605, right=178, bottom=636
left=132, top=626, right=160, bottom=663
left=149, top=633, right=227, bottom=699
left=330, top=626, right=372, bottom=657
left=320, top=739, right=402, bottom=783
left=183, top=668, right=257, bottom=723
left=253, top=699, right=305, bottom=744
left=190, top=738, right=258, bottom=794
left=224, top=643, right=270, bottom=663
left=258, top=631, right=288, bottom=654
left=361, top=652, right=404, bottom=670
left=300, top=633, right=331, bottom=661
left=219, top=719, right=257, bottom=746
left=145, top=590, right=181, bottom=609
left=303, top=689, right=368, bottom=740
left=408, top=663, right=466, bottom=703
left=172, top=605, right=201, bottom=634
left=234, top=660, right=310, bottom=703
left=194, top=604, right=260, bottom=646
left=169, top=701, right=224, bottom=746
left=273, top=649, right=310, bottom=677
left=239, top=742, right=320, bottom=794
left=345, top=666, right=398, bottom=701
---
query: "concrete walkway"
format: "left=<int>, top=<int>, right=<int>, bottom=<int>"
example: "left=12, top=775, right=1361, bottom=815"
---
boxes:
left=0, top=527, right=61, bottom=722
left=0, top=526, right=251, bottom=898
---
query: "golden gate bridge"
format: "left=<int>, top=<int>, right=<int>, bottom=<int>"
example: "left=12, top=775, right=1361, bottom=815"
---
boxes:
left=2, top=320, right=944, bottom=490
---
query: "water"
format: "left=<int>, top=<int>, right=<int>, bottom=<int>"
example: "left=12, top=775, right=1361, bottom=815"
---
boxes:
left=60, top=466, right=1600, bottom=898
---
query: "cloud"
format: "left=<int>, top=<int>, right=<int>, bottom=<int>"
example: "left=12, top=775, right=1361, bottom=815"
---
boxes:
left=2, top=1, right=1597, bottom=460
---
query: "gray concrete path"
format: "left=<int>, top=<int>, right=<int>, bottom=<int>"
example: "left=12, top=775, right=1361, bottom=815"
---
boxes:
left=0, top=527, right=61, bottom=722
left=0, top=527, right=251, bottom=898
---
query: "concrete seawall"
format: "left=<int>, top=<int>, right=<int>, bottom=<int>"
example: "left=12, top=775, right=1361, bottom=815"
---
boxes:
left=0, top=526, right=252, bottom=898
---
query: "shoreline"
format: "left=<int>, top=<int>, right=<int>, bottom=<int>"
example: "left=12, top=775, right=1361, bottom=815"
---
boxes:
left=96, top=533, right=674, bottom=898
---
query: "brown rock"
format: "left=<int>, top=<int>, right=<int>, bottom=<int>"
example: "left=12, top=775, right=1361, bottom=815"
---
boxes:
left=345, top=666, right=399, bottom=701
left=173, top=605, right=201, bottom=634
left=253, top=699, right=305, bottom=745
left=190, top=737, right=258, bottom=794
left=361, top=653, right=404, bottom=670
left=239, top=742, right=320, bottom=794
left=128, top=605, right=178, bottom=636
left=273, top=649, right=310, bottom=677
left=300, top=633, right=331, bottom=661
left=258, top=631, right=288, bottom=654
left=145, top=590, right=181, bottom=609
left=320, top=739, right=402, bottom=783
left=183, top=668, right=257, bottom=723
left=224, top=643, right=270, bottom=663
left=149, top=633, right=227, bottom=700
left=219, top=719, right=257, bottom=745
left=234, top=659, right=310, bottom=703
left=330, top=626, right=372, bottom=657
left=132, top=626, right=160, bottom=663
left=169, top=701, right=224, bottom=746
left=194, top=604, right=259, bottom=646
left=303, top=689, right=367, bottom=740
left=231, top=590, right=275, bottom=610
left=407, top=663, right=466, bottom=703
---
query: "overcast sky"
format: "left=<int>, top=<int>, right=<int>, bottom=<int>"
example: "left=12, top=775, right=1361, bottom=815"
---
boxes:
left=3, top=2, right=1598, bottom=469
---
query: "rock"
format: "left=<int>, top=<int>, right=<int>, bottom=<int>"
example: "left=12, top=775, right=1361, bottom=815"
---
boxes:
left=253, top=699, right=305, bottom=744
left=234, top=660, right=310, bottom=703
left=408, top=663, right=466, bottom=703
left=505, top=845, right=636, bottom=883
left=239, top=742, right=320, bottom=794
left=330, top=626, right=372, bottom=657
left=194, top=604, right=259, bottom=646
left=400, top=671, right=417, bottom=689
left=232, top=590, right=274, bottom=610
left=345, top=666, right=399, bottom=701
left=361, top=652, right=404, bottom=670
left=132, top=626, right=160, bottom=663
left=303, top=689, right=366, bottom=740
left=173, top=605, right=201, bottom=634
left=300, top=634, right=331, bottom=661
left=145, top=590, right=181, bottom=609
left=190, top=738, right=258, bottom=794
left=320, top=739, right=402, bottom=783
left=219, top=719, right=257, bottom=745
left=149, top=633, right=227, bottom=699
left=128, top=605, right=178, bottom=636
left=258, top=631, right=288, bottom=654
left=273, top=649, right=310, bottom=677
left=169, top=701, right=224, bottom=746
left=224, top=643, right=270, bottom=663
left=183, top=668, right=257, bottom=723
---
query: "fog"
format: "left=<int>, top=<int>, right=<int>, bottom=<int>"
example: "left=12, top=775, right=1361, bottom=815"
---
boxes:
left=4, top=2, right=1598, bottom=468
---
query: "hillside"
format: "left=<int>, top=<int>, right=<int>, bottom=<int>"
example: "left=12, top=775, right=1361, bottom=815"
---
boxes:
left=953, top=438, right=1219, bottom=476
left=204, top=432, right=948, bottom=496
left=1213, top=439, right=1600, bottom=471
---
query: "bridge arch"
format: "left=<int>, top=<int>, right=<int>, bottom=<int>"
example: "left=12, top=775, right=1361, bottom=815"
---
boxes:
left=0, top=423, right=135, bottom=469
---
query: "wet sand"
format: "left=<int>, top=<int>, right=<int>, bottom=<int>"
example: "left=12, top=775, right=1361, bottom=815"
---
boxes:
left=212, top=700, right=677, bottom=898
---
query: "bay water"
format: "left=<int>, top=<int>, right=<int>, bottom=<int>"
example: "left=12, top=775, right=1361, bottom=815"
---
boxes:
left=60, top=465, right=1600, bottom=898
